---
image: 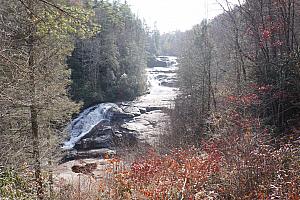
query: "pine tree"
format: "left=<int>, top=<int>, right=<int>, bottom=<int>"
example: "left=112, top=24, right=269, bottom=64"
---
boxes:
left=0, top=0, right=97, bottom=198
left=69, top=0, right=147, bottom=107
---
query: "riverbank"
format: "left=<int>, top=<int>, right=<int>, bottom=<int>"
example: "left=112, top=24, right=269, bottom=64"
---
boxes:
left=54, top=58, right=179, bottom=187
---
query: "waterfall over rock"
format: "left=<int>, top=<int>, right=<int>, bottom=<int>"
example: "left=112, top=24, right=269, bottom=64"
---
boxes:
left=62, top=56, right=178, bottom=157
left=63, top=103, right=119, bottom=150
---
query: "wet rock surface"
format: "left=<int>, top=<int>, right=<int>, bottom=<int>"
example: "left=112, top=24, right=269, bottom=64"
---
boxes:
left=62, top=57, right=178, bottom=162
left=147, top=56, right=178, bottom=68
left=122, top=106, right=142, bottom=117
left=61, top=149, right=117, bottom=163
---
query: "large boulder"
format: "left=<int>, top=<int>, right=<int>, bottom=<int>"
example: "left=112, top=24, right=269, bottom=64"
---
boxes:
left=138, top=107, right=147, bottom=114
left=122, top=106, right=141, bottom=117
left=145, top=106, right=164, bottom=112
left=147, top=56, right=168, bottom=68
left=107, top=106, right=135, bottom=121
left=160, top=79, right=177, bottom=87
left=74, top=134, right=114, bottom=150
left=74, top=125, right=114, bottom=150
left=61, top=149, right=116, bottom=163
left=74, top=120, right=115, bottom=151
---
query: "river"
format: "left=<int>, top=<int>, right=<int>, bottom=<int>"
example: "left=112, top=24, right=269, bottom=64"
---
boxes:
left=62, top=56, right=178, bottom=160
left=55, top=56, right=178, bottom=185
left=120, top=59, right=178, bottom=145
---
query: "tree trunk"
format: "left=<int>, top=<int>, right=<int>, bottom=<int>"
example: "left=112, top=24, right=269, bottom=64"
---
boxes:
left=28, top=1, right=43, bottom=198
left=30, top=105, right=43, bottom=199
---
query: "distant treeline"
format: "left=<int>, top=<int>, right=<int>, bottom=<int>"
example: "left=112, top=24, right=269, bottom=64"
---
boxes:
left=0, top=0, right=160, bottom=198
left=165, top=0, right=300, bottom=142
left=69, top=0, right=162, bottom=107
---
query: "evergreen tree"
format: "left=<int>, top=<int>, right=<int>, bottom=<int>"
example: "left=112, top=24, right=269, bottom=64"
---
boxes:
left=0, top=0, right=97, bottom=198
left=69, top=0, right=147, bottom=107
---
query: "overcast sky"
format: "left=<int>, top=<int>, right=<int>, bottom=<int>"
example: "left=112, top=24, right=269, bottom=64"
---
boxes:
left=125, top=0, right=231, bottom=33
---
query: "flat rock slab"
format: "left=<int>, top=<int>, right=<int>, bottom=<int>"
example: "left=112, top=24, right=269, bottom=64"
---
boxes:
left=122, top=106, right=141, bottom=116
left=121, top=110, right=170, bottom=145
left=61, top=149, right=116, bottom=163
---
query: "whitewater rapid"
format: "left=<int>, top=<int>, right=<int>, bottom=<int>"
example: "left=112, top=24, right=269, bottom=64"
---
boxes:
left=63, top=103, right=120, bottom=150
left=63, top=56, right=178, bottom=150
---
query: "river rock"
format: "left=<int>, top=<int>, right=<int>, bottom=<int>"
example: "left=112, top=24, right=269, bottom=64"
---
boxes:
left=88, top=126, right=112, bottom=138
left=74, top=134, right=114, bottom=150
left=160, top=80, right=177, bottom=87
left=139, top=107, right=147, bottom=114
left=61, top=149, right=116, bottom=163
left=146, top=106, right=164, bottom=112
left=156, top=74, right=168, bottom=80
left=111, top=113, right=135, bottom=121
left=122, top=106, right=141, bottom=116
left=107, top=106, right=135, bottom=121
left=81, top=120, right=112, bottom=138
left=74, top=121, right=115, bottom=151
left=147, top=56, right=168, bottom=68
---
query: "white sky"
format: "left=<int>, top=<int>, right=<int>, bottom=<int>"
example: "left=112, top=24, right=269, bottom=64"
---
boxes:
left=125, top=0, right=230, bottom=33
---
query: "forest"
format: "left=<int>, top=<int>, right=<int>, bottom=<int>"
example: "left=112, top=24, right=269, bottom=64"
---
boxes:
left=0, top=0, right=299, bottom=199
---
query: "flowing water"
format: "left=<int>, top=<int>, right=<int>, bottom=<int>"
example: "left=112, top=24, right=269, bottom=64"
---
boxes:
left=63, top=103, right=121, bottom=150
left=123, top=61, right=178, bottom=144
left=56, top=56, right=178, bottom=183
left=63, top=56, right=178, bottom=154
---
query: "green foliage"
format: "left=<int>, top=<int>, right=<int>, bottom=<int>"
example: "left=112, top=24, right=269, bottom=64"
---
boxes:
left=145, top=27, right=160, bottom=56
left=37, top=5, right=99, bottom=40
left=69, top=0, right=147, bottom=107
left=0, top=168, right=34, bottom=199
left=159, top=31, right=184, bottom=56
left=0, top=0, right=98, bottom=183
